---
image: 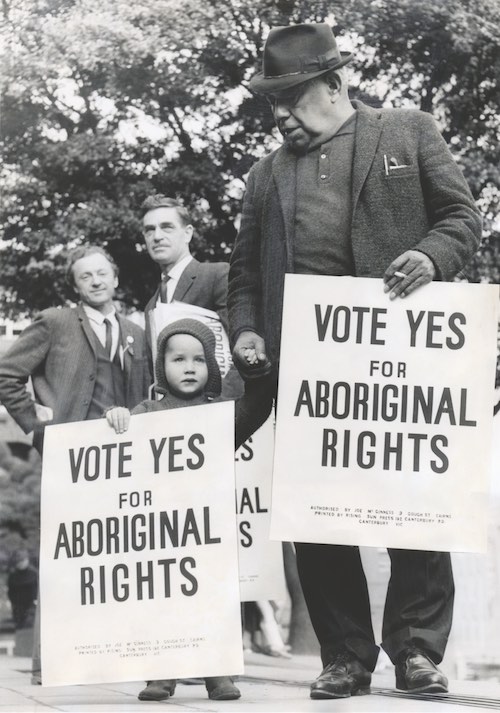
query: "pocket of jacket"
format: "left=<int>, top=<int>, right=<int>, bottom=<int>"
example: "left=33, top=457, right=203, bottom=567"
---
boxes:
left=385, top=168, right=419, bottom=180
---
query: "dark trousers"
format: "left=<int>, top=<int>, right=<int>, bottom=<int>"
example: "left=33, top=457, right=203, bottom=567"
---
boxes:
left=234, top=370, right=454, bottom=672
left=234, top=371, right=277, bottom=450
left=295, top=542, right=454, bottom=671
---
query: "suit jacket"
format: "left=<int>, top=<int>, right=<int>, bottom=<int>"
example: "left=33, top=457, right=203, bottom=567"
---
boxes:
left=228, top=101, right=482, bottom=366
left=0, top=304, right=151, bottom=435
left=144, top=257, right=244, bottom=399
left=144, top=257, right=230, bottom=356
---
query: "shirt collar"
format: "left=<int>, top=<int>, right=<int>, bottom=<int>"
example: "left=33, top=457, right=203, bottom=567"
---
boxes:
left=307, top=110, right=358, bottom=154
left=327, top=111, right=356, bottom=142
left=164, top=254, right=193, bottom=281
left=82, top=303, right=117, bottom=325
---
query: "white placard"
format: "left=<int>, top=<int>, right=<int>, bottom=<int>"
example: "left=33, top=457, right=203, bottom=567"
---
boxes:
left=40, top=402, right=243, bottom=686
left=236, top=416, right=287, bottom=602
left=270, top=275, right=498, bottom=553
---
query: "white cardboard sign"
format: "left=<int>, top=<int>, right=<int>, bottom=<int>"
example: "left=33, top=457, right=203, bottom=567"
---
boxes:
left=236, top=417, right=287, bottom=602
left=270, top=275, right=498, bottom=553
left=40, top=402, right=243, bottom=686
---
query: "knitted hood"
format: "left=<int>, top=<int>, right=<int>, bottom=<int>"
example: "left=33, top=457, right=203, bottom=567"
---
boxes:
left=154, top=318, right=222, bottom=400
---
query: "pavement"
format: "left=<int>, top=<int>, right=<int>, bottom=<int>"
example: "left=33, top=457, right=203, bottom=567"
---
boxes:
left=1, top=651, right=500, bottom=713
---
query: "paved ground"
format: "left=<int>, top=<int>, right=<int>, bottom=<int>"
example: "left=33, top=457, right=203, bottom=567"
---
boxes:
left=1, top=651, right=500, bottom=713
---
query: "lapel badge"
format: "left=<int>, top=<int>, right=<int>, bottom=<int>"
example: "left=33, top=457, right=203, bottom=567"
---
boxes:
left=124, top=335, right=135, bottom=356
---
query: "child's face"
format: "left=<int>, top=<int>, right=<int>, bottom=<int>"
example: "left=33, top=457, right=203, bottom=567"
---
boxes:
left=164, top=334, right=209, bottom=399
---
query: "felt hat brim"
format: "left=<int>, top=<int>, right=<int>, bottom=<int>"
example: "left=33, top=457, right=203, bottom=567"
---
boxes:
left=249, top=51, right=353, bottom=95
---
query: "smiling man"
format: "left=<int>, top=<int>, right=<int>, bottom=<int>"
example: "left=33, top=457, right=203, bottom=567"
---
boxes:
left=0, top=245, right=150, bottom=454
left=0, top=245, right=151, bottom=686
left=228, top=22, right=482, bottom=702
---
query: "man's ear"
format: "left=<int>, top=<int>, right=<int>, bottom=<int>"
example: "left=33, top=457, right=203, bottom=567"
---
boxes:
left=185, top=224, right=194, bottom=244
left=326, top=70, right=343, bottom=101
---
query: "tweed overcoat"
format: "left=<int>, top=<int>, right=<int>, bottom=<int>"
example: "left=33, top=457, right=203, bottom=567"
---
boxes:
left=228, top=101, right=482, bottom=366
left=0, top=304, right=151, bottom=434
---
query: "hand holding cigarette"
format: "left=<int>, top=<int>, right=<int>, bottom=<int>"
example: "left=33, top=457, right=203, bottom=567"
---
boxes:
left=383, top=250, right=436, bottom=299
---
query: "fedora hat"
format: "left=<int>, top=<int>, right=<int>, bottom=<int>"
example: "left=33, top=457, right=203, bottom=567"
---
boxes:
left=249, top=23, right=353, bottom=94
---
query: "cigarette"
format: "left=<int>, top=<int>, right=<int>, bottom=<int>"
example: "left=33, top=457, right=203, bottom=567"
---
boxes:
left=394, top=271, right=407, bottom=279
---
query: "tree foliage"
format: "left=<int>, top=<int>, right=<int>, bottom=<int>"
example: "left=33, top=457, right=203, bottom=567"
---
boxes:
left=1, top=0, right=499, bottom=317
left=0, top=443, right=41, bottom=571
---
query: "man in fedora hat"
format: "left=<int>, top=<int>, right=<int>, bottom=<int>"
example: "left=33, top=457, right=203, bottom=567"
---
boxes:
left=228, top=22, right=481, bottom=700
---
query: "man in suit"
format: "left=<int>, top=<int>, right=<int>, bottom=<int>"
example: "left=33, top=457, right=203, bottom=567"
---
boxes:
left=142, top=195, right=229, bottom=346
left=0, top=244, right=151, bottom=684
left=0, top=244, right=150, bottom=452
left=228, top=23, right=482, bottom=699
left=141, top=194, right=242, bottom=399
left=137, top=195, right=242, bottom=702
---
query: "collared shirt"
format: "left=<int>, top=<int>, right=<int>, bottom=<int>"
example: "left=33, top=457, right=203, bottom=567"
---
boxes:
left=82, top=304, right=123, bottom=366
left=158, top=254, right=193, bottom=304
left=294, top=111, right=357, bottom=276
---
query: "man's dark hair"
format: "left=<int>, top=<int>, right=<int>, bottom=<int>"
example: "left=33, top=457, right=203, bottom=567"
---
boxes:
left=140, top=194, right=191, bottom=227
left=66, top=245, right=118, bottom=287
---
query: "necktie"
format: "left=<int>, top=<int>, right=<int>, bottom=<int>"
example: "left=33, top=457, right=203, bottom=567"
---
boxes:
left=104, top=317, right=113, bottom=358
left=160, top=272, right=171, bottom=303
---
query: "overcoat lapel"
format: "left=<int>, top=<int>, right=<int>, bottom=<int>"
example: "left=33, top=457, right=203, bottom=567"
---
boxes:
left=351, top=102, right=383, bottom=215
left=117, top=314, right=132, bottom=389
left=76, top=304, right=97, bottom=355
left=144, top=289, right=159, bottom=356
left=147, top=286, right=160, bottom=311
left=174, top=259, right=198, bottom=301
left=270, top=106, right=383, bottom=263
left=272, top=148, right=297, bottom=270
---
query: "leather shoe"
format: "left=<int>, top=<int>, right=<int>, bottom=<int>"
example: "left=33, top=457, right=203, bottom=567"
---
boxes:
left=205, top=676, right=241, bottom=700
left=31, top=670, right=42, bottom=686
left=137, top=679, right=177, bottom=701
left=395, top=649, right=448, bottom=693
left=310, top=651, right=371, bottom=699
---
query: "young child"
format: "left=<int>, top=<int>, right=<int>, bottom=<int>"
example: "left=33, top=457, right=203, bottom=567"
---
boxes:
left=106, top=318, right=240, bottom=703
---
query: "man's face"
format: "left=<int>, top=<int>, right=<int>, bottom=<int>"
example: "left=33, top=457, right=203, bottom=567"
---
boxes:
left=142, top=207, right=193, bottom=271
left=164, top=334, right=209, bottom=399
left=270, top=78, right=337, bottom=154
left=72, top=252, right=117, bottom=312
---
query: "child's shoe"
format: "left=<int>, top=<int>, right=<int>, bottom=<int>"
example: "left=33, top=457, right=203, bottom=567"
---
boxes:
left=205, top=676, right=241, bottom=700
left=138, top=679, right=176, bottom=701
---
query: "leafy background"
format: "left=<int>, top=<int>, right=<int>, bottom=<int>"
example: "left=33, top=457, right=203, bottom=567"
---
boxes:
left=1, top=0, right=499, bottom=313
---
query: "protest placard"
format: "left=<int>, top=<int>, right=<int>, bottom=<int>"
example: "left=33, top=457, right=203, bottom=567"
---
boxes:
left=270, top=275, right=499, bottom=553
left=39, top=401, right=243, bottom=686
left=236, top=416, right=287, bottom=602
